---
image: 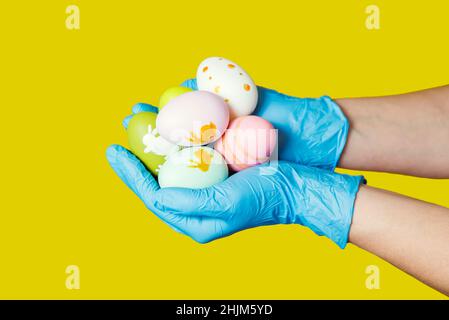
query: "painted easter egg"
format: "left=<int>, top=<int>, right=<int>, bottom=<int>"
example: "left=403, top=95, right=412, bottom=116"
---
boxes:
left=215, top=115, right=277, bottom=172
left=197, top=57, right=258, bottom=119
left=127, top=112, right=180, bottom=176
left=158, top=86, right=192, bottom=109
left=158, top=146, right=228, bottom=189
left=156, top=90, right=230, bottom=147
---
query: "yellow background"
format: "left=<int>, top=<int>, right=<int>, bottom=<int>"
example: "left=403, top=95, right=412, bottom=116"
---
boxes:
left=0, top=0, right=448, bottom=299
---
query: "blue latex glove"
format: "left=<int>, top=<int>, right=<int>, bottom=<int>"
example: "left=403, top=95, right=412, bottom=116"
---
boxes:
left=106, top=145, right=363, bottom=248
left=123, top=83, right=348, bottom=171
left=122, top=102, right=159, bottom=128
left=179, top=79, right=349, bottom=171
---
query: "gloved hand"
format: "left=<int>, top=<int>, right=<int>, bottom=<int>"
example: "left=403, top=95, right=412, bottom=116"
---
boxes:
left=106, top=145, right=363, bottom=248
left=180, top=79, right=349, bottom=171
left=123, top=81, right=348, bottom=171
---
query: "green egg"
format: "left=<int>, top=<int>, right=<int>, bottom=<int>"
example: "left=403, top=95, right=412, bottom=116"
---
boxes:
left=158, top=86, right=193, bottom=109
left=127, top=112, right=178, bottom=176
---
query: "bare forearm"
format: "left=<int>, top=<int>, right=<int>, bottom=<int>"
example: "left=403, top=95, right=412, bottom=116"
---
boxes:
left=349, top=185, right=449, bottom=295
left=337, top=85, right=449, bottom=178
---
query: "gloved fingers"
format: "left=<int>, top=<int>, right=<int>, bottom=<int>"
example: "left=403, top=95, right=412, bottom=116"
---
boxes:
left=161, top=220, right=185, bottom=235
left=132, top=102, right=158, bottom=114
left=122, top=115, right=133, bottom=129
left=147, top=205, right=199, bottom=238
left=157, top=212, right=227, bottom=244
left=106, top=144, right=160, bottom=208
left=122, top=102, right=158, bottom=129
left=152, top=186, right=234, bottom=218
left=180, top=78, right=264, bottom=93
left=180, top=78, right=198, bottom=90
left=181, top=78, right=272, bottom=119
left=105, top=144, right=187, bottom=233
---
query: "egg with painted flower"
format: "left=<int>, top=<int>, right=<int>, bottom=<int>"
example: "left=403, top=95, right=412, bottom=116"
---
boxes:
left=158, top=146, right=228, bottom=189
left=156, top=90, right=229, bottom=147
left=197, top=57, right=258, bottom=118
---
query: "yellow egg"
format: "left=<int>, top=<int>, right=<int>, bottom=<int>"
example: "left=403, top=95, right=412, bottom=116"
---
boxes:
left=158, top=86, right=193, bottom=109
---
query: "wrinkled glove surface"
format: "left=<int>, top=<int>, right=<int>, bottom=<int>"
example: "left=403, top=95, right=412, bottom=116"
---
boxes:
left=180, top=79, right=349, bottom=171
left=107, top=144, right=363, bottom=248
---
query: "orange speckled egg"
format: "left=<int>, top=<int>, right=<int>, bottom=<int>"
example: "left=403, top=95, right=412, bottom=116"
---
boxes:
left=197, top=57, right=258, bottom=119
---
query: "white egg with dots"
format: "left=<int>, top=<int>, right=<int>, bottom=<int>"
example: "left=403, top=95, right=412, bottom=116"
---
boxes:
left=197, top=57, right=258, bottom=119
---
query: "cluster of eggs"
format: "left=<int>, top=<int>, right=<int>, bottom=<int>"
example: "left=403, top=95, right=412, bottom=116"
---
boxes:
left=127, top=57, right=277, bottom=189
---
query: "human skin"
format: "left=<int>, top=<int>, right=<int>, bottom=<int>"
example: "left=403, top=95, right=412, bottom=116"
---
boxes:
left=349, top=185, right=449, bottom=296
left=111, top=85, right=449, bottom=296
left=337, top=85, right=449, bottom=178
left=338, top=86, right=449, bottom=295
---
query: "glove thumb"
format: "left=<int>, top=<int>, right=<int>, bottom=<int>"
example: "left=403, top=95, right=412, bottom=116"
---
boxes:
left=180, top=78, right=198, bottom=90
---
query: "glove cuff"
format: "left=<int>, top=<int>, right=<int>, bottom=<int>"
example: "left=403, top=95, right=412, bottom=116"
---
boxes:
left=320, top=96, right=349, bottom=172
left=289, top=95, right=349, bottom=171
left=330, top=174, right=364, bottom=248
left=295, top=168, right=364, bottom=249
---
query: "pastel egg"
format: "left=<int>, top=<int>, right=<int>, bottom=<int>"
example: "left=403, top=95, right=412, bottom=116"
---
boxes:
left=156, top=90, right=230, bottom=147
left=158, top=146, right=228, bottom=189
left=127, top=112, right=180, bottom=176
left=158, top=86, right=193, bottom=109
left=197, top=57, right=258, bottom=118
left=214, top=115, right=277, bottom=172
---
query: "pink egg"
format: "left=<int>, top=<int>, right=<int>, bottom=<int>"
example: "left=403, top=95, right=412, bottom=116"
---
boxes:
left=215, top=115, right=277, bottom=171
